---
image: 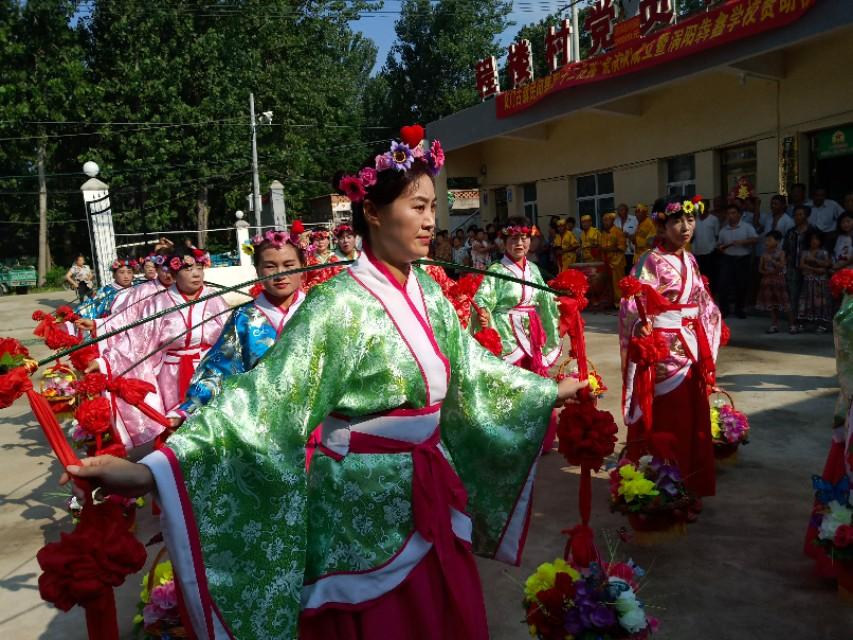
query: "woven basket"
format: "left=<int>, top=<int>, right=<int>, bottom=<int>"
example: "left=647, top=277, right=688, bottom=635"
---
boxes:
left=710, top=388, right=747, bottom=455
left=142, top=548, right=190, bottom=638
left=39, top=363, right=77, bottom=415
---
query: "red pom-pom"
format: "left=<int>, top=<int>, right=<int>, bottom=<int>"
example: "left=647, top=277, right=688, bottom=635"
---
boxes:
left=107, top=377, right=156, bottom=406
left=0, top=337, right=29, bottom=360
left=556, top=401, right=618, bottom=471
left=830, top=269, right=853, bottom=298
left=32, top=310, right=47, bottom=321
left=74, top=397, right=112, bottom=435
left=628, top=333, right=669, bottom=367
left=692, top=194, right=704, bottom=204
left=69, top=344, right=98, bottom=372
left=474, top=328, right=503, bottom=356
left=400, top=124, right=425, bottom=148
left=0, top=367, right=32, bottom=409
left=619, top=276, right=643, bottom=299
left=291, top=220, right=305, bottom=234
left=55, top=306, right=77, bottom=321
left=248, top=282, right=264, bottom=298
left=454, top=273, right=483, bottom=299
left=720, top=321, right=731, bottom=347
left=75, top=372, right=108, bottom=397
left=548, top=269, right=589, bottom=301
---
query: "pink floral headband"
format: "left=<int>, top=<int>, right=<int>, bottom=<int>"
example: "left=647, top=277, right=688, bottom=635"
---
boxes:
left=243, top=221, right=310, bottom=257
left=501, top=225, right=531, bottom=238
left=656, top=196, right=705, bottom=222
left=164, top=249, right=211, bottom=273
left=111, top=258, right=138, bottom=270
left=338, top=126, right=445, bottom=204
left=333, top=224, right=354, bottom=237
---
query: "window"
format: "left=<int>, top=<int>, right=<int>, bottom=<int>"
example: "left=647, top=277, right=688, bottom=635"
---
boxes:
left=666, top=155, right=696, bottom=197
left=720, top=144, right=757, bottom=198
left=575, top=172, right=614, bottom=227
left=522, top=182, right=538, bottom=224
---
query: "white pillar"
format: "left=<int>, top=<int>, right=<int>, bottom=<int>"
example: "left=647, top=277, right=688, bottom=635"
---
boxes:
left=235, top=211, right=252, bottom=268
left=80, top=175, right=116, bottom=287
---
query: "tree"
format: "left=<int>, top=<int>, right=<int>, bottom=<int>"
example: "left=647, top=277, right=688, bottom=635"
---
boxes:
left=374, top=0, right=513, bottom=126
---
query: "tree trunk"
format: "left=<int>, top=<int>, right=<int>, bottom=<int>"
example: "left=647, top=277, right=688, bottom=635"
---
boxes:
left=37, top=141, right=48, bottom=286
left=197, top=185, right=209, bottom=249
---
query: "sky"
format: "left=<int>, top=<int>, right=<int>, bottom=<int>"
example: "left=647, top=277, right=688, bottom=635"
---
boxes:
left=353, top=2, right=563, bottom=72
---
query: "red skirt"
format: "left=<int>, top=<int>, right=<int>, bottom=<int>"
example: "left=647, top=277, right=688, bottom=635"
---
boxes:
left=298, top=545, right=488, bottom=640
left=627, top=367, right=716, bottom=498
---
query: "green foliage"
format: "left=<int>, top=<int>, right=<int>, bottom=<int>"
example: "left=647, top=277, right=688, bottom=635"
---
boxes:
left=371, top=0, right=513, bottom=126
left=44, top=265, right=67, bottom=288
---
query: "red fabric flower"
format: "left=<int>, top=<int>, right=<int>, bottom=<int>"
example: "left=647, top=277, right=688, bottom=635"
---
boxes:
left=557, top=401, right=618, bottom=471
left=339, top=175, right=367, bottom=203
left=835, top=524, right=853, bottom=548
left=290, top=220, right=305, bottom=234
left=454, top=273, right=483, bottom=299
left=55, top=306, right=78, bottom=321
left=0, top=367, right=33, bottom=409
left=720, top=321, right=731, bottom=347
left=0, top=337, right=30, bottom=360
left=69, top=344, right=98, bottom=372
left=548, top=269, right=589, bottom=301
left=37, top=501, right=147, bottom=611
left=628, top=333, right=669, bottom=367
left=619, top=276, right=643, bottom=299
left=75, top=372, right=109, bottom=397
left=474, top=328, right=503, bottom=356
left=32, top=310, right=47, bottom=321
left=830, top=269, right=853, bottom=298
left=75, top=397, right=112, bottom=435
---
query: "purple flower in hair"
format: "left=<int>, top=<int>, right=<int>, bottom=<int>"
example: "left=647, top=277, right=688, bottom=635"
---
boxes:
left=388, top=141, right=414, bottom=171
left=375, top=153, right=393, bottom=172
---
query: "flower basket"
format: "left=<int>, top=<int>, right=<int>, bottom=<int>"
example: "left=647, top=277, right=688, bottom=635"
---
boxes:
left=135, top=548, right=188, bottom=639
left=556, top=357, right=607, bottom=399
left=39, top=363, right=78, bottom=416
left=627, top=511, right=688, bottom=545
left=710, top=389, right=749, bottom=463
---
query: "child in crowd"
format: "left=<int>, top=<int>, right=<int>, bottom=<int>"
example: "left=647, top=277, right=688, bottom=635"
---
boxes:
left=798, top=230, right=833, bottom=333
left=756, top=230, right=792, bottom=334
left=832, top=212, right=853, bottom=271
left=470, top=228, right=493, bottom=270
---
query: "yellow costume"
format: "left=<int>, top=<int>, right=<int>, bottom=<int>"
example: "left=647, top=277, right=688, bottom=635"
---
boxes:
left=634, top=217, right=656, bottom=253
left=557, top=230, right=579, bottom=270
left=601, top=216, right=627, bottom=301
left=579, top=217, right=602, bottom=263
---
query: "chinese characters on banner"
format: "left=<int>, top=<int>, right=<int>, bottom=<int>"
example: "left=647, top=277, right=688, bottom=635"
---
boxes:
left=477, top=0, right=817, bottom=118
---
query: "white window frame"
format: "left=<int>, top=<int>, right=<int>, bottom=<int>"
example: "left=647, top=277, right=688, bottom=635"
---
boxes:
left=666, top=154, right=696, bottom=198
left=576, top=172, right=614, bottom=227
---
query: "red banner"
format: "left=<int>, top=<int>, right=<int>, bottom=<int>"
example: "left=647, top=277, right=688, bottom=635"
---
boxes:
left=497, top=0, right=817, bottom=119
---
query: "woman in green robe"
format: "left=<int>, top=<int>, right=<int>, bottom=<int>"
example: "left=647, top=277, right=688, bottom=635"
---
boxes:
left=63, top=133, right=586, bottom=640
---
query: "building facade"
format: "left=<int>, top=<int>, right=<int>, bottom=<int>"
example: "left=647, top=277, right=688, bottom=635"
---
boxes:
left=429, top=0, right=853, bottom=230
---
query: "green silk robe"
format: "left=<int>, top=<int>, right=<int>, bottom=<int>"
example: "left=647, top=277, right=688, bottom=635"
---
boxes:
left=142, top=250, right=557, bottom=639
left=473, top=255, right=562, bottom=370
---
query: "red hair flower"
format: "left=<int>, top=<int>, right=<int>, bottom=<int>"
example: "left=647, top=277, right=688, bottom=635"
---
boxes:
left=290, top=220, right=305, bottom=234
left=74, top=397, right=112, bottom=435
left=339, top=175, right=367, bottom=203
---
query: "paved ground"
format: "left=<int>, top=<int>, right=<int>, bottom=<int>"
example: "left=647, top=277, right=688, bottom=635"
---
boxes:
left=1, top=290, right=851, bottom=638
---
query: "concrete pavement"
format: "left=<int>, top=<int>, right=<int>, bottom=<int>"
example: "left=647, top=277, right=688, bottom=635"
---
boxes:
left=1, top=291, right=851, bottom=638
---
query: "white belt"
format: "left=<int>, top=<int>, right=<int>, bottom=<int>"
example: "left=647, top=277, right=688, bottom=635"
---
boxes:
left=652, top=305, right=698, bottom=330
left=163, top=347, right=205, bottom=365
left=321, top=404, right=443, bottom=458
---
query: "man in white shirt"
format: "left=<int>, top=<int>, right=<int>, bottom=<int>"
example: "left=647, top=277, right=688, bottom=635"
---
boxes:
left=807, top=187, right=843, bottom=234
left=614, top=202, right=638, bottom=275
left=759, top=195, right=795, bottom=244
left=693, top=200, right=720, bottom=292
left=717, top=204, right=759, bottom=318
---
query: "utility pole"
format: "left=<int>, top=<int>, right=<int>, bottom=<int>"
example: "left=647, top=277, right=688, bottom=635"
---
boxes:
left=249, top=92, right=263, bottom=235
left=37, top=141, right=48, bottom=286
left=571, top=2, right=580, bottom=63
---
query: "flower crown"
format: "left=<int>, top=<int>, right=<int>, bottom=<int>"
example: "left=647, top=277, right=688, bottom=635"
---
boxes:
left=311, top=229, right=331, bottom=240
left=242, top=221, right=307, bottom=256
left=164, top=249, right=210, bottom=272
left=111, top=258, right=138, bottom=270
left=338, top=126, right=445, bottom=204
left=501, top=224, right=531, bottom=237
left=333, top=224, right=354, bottom=237
left=656, top=196, right=705, bottom=222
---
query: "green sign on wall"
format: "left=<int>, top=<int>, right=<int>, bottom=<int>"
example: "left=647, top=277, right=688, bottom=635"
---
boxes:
left=815, top=126, right=853, bottom=160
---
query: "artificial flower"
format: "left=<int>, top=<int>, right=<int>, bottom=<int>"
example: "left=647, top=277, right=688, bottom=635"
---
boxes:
left=169, top=257, right=182, bottom=271
left=682, top=200, right=695, bottom=215
left=428, top=140, right=445, bottom=176
left=375, top=153, right=393, bottom=172
left=665, top=202, right=682, bottom=214
left=339, top=175, right=367, bottom=203
left=388, top=141, right=414, bottom=171
left=522, top=558, right=579, bottom=600
left=242, top=242, right=255, bottom=256
left=618, top=464, right=659, bottom=503
left=818, top=501, right=853, bottom=541
left=74, top=396, right=112, bottom=435
left=835, top=524, right=853, bottom=548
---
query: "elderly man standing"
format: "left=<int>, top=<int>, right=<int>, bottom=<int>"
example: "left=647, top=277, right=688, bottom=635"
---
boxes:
left=634, top=204, right=656, bottom=254
left=614, top=202, right=638, bottom=275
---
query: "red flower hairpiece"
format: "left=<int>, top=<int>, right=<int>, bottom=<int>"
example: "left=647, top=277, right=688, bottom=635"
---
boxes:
left=500, top=225, right=531, bottom=237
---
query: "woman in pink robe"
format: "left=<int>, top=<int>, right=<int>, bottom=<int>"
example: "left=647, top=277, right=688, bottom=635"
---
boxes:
left=619, top=199, right=722, bottom=499
left=92, top=248, right=229, bottom=447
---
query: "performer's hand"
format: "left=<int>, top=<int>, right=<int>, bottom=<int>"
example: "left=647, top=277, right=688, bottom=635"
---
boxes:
left=169, top=417, right=184, bottom=429
left=74, top=318, right=95, bottom=331
left=84, top=360, right=100, bottom=373
left=60, top=455, right=154, bottom=498
left=555, top=377, right=589, bottom=407
left=633, top=322, right=652, bottom=338
left=477, top=309, right=490, bottom=327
